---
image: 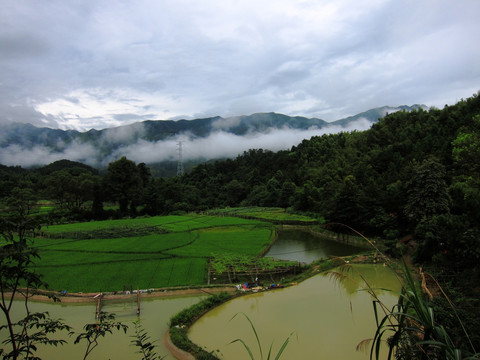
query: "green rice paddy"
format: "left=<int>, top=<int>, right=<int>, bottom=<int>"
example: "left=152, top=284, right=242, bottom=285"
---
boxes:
left=209, top=207, right=318, bottom=224
left=31, top=214, right=277, bottom=292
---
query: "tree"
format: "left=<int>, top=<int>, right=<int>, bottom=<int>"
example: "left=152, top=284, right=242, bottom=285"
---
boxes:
left=404, top=157, right=450, bottom=227
left=278, top=181, right=296, bottom=208
left=137, top=162, right=152, bottom=188
left=0, top=192, right=71, bottom=359
left=328, top=175, right=366, bottom=229
left=45, top=169, right=95, bottom=211
left=224, top=180, right=246, bottom=206
left=72, top=312, right=128, bottom=360
left=103, top=157, right=143, bottom=215
left=293, top=180, right=321, bottom=212
left=452, top=129, right=480, bottom=175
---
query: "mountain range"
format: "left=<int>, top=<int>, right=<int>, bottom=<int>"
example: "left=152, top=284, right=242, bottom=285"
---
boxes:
left=0, top=104, right=425, bottom=174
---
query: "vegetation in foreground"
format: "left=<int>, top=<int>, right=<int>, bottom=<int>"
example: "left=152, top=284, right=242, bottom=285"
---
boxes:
left=1, top=94, right=480, bottom=358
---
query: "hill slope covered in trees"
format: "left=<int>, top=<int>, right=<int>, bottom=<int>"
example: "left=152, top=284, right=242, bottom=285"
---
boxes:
left=0, top=105, right=423, bottom=172
left=1, top=93, right=480, bottom=355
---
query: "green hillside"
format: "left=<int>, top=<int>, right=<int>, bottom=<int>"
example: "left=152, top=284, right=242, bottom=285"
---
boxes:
left=1, top=93, right=480, bottom=356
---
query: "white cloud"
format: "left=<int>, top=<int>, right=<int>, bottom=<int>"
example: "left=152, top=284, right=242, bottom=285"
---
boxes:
left=0, top=0, right=479, bottom=131
left=34, top=88, right=205, bottom=130
left=0, top=140, right=99, bottom=167
left=0, top=115, right=378, bottom=168
left=106, top=118, right=374, bottom=164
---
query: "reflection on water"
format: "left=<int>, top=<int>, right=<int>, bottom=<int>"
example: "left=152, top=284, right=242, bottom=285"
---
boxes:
left=1, top=229, right=377, bottom=359
left=0, top=295, right=205, bottom=360
left=265, top=229, right=366, bottom=263
left=189, top=264, right=402, bottom=360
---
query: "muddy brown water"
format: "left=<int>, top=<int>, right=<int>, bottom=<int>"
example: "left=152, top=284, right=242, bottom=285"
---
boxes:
left=1, top=229, right=393, bottom=359
left=189, top=264, right=402, bottom=359
left=1, top=295, right=205, bottom=360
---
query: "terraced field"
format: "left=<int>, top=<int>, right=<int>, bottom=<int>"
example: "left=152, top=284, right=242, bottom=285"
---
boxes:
left=208, top=207, right=319, bottom=224
left=32, top=215, right=275, bottom=292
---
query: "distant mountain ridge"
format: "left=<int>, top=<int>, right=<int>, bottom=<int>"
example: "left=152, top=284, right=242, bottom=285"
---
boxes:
left=0, top=105, right=425, bottom=170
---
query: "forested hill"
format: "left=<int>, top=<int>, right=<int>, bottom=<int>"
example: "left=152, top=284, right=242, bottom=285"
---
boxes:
left=177, top=95, right=480, bottom=347
left=1, top=94, right=479, bottom=353
left=180, top=94, right=480, bottom=263
left=0, top=105, right=422, bottom=170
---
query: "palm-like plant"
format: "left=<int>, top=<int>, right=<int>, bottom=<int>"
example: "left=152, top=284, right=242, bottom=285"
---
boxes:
left=324, top=223, right=478, bottom=360
left=329, top=256, right=479, bottom=360
left=369, top=259, right=478, bottom=360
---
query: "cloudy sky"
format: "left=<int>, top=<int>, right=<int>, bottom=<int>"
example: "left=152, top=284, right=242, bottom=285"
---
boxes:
left=1, top=0, right=479, bottom=131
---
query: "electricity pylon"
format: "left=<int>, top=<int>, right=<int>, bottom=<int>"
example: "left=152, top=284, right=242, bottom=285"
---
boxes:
left=176, top=140, right=184, bottom=176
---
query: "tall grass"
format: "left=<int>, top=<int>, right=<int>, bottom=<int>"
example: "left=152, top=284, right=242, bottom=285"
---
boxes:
left=325, top=226, right=479, bottom=360
left=365, top=258, right=478, bottom=360
left=229, top=312, right=295, bottom=360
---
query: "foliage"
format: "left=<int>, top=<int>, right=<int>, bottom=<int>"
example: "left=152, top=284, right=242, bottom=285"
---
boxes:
left=229, top=312, right=294, bottom=360
left=169, top=292, right=233, bottom=359
left=102, top=156, right=145, bottom=215
left=71, top=311, right=128, bottom=360
left=403, top=157, right=450, bottom=227
left=44, top=168, right=97, bottom=211
left=0, top=196, right=71, bottom=360
left=368, top=260, right=479, bottom=360
left=0, top=311, right=72, bottom=360
left=130, top=320, right=165, bottom=360
left=169, top=292, right=233, bottom=327
left=168, top=326, right=220, bottom=360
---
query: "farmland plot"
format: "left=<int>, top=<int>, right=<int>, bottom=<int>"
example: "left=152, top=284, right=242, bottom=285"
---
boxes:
left=32, top=215, right=274, bottom=292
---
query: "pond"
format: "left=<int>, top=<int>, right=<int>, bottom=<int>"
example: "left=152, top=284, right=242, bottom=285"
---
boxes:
left=1, top=228, right=375, bottom=359
left=189, top=264, right=401, bottom=359
left=0, top=294, right=205, bottom=360
left=265, top=228, right=367, bottom=263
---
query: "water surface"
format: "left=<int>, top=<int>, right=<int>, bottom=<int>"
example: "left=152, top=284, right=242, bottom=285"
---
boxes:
left=0, top=295, right=205, bottom=360
left=189, top=264, right=401, bottom=360
left=265, top=229, right=366, bottom=263
left=1, top=228, right=373, bottom=359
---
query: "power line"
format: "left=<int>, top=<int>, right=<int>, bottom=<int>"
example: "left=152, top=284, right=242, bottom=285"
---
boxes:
left=176, top=140, right=184, bottom=176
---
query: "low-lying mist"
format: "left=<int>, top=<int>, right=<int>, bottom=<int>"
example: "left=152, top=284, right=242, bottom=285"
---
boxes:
left=0, top=118, right=372, bottom=168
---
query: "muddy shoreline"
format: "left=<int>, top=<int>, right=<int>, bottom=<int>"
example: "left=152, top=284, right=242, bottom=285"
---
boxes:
left=9, top=286, right=237, bottom=304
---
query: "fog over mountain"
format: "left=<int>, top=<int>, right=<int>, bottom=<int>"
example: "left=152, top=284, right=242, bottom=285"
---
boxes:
left=0, top=105, right=424, bottom=169
left=2, top=1, right=478, bottom=132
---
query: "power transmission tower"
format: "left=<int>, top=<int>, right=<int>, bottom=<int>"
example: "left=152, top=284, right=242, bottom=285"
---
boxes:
left=176, top=140, right=184, bottom=176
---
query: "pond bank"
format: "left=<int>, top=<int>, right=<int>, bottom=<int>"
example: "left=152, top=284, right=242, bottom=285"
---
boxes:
left=9, top=286, right=237, bottom=304
left=164, top=330, right=195, bottom=360
left=278, top=224, right=379, bottom=249
left=165, top=253, right=382, bottom=359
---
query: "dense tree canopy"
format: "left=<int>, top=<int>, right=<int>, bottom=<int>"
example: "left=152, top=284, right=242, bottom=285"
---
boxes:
left=1, top=94, right=480, bottom=263
left=1, top=93, right=480, bottom=357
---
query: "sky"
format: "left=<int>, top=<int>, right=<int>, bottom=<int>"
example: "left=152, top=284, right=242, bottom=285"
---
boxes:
left=1, top=0, right=479, bottom=132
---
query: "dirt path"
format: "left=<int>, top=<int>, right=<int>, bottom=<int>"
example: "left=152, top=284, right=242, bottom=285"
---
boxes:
left=10, top=286, right=236, bottom=304
left=164, top=330, right=196, bottom=360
